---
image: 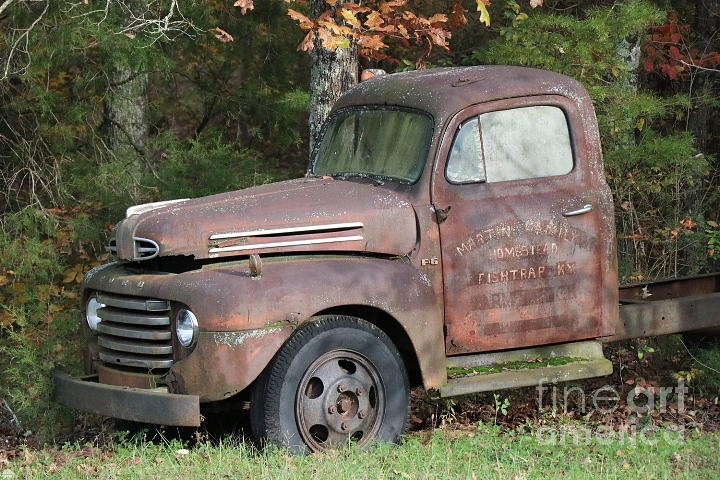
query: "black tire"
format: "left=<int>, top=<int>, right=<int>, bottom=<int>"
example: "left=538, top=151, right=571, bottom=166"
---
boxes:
left=250, top=315, right=410, bottom=453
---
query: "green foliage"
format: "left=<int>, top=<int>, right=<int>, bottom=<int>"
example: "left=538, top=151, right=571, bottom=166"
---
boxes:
left=151, top=132, right=287, bottom=199
left=690, top=344, right=720, bottom=396
left=475, top=1, right=664, bottom=82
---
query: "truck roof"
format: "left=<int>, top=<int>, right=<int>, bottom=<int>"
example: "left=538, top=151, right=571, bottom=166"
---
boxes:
left=333, top=66, right=589, bottom=128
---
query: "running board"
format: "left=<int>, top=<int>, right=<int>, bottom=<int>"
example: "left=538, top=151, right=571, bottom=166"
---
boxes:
left=439, top=341, right=612, bottom=398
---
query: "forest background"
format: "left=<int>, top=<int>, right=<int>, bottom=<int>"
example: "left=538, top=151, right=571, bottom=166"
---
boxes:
left=0, top=0, right=719, bottom=440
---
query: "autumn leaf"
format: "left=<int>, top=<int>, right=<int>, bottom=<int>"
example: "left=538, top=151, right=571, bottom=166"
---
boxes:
left=379, top=0, right=407, bottom=15
left=449, top=1, right=468, bottom=27
left=681, top=217, right=699, bottom=229
left=358, top=34, right=389, bottom=51
left=530, top=0, right=543, bottom=8
left=298, top=30, right=315, bottom=51
left=428, top=13, right=448, bottom=24
left=340, top=9, right=361, bottom=28
left=210, top=27, right=234, bottom=43
left=365, top=10, right=384, bottom=30
left=233, top=0, right=254, bottom=15
left=62, top=265, right=85, bottom=284
left=476, top=0, right=491, bottom=26
left=288, top=9, right=314, bottom=30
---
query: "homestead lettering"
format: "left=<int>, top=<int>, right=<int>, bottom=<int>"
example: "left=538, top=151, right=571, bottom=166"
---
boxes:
left=495, top=243, right=558, bottom=260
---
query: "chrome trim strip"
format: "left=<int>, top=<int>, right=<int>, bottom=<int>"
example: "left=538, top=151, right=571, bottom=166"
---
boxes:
left=209, top=235, right=364, bottom=254
left=96, top=322, right=172, bottom=340
left=209, top=222, right=364, bottom=240
left=97, top=307, right=170, bottom=326
left=98, top=336, right=173, bottom=355
left=126, top=198, right=189, bottom=218
left=96, top=293, right=170, bottom=312
left=98, top=352, right=173, bottom=369
left=132, top=237, right=160, bottom=261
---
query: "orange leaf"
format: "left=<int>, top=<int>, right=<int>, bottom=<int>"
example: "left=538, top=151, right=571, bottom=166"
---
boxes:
left=210, top=27, right=234, bottom=43
left=298, top=30, right=315, bottom=51
left=681, top=217, right=699, bottom=228
left=288, top=8, right=312, bottom=24
left=379, top=0, right=406, bottom=14
left=233, top=0, right=254, bottom=15
left=428, top=13, right=448, bottom=24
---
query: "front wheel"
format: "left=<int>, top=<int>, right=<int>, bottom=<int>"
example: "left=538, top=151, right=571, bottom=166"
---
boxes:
left=250, top=315, right=410, bottom=453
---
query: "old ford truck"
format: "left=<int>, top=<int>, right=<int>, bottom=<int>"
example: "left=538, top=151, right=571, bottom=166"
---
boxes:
left=54, top=66, right=720, bottom=453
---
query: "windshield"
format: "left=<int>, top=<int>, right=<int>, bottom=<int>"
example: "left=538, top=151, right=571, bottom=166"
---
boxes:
left=311, top=108, right=433, bottom=183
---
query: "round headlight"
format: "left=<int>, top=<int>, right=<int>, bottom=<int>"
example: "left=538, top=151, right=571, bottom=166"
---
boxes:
left=86, top=296, right=105, bottom=331
left=176, top=309, right=198, bottom=347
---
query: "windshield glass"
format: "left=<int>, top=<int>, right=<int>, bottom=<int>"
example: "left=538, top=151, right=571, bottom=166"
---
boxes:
left=311, top=108, right=433, bottom=183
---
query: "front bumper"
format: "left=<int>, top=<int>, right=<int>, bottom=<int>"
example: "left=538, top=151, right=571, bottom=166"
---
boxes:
left=53, top=368, right=201, bottom=426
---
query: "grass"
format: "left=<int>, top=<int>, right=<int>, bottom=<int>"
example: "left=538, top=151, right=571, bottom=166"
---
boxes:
left=447, top=357, right=587, bottom=378
left=6, top=424, right=720, bottom=479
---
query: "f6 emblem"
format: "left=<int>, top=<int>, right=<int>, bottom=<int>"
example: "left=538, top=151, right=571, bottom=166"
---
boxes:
left=421, top=257, right=439, bottom=266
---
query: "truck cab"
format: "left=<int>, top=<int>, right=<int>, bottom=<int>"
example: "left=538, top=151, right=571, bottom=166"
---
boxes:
left=55, top=66, right=622, bottom=452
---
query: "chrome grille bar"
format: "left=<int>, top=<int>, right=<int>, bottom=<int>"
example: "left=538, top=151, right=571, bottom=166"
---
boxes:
left=99, top=352, right=173, bottom=369
left=97, top=307, right=170, bottom=326
left=97, top=293, right=170, bottom=312
left=98, top=336, right=172, bottom=355
left=97, top=322, right=171, bottom=340
left=94, top=291, right=174, bottom=371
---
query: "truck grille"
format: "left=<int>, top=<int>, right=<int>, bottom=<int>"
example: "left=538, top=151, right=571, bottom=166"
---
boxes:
left=95, top=292, right=173, bottom=371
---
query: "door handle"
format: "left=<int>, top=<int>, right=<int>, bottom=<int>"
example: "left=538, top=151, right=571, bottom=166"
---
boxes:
left=563, top=204, right=593, bottom=217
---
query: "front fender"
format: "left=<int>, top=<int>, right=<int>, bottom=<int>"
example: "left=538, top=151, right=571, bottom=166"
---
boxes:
left=84, top=256, right=445, bottom=396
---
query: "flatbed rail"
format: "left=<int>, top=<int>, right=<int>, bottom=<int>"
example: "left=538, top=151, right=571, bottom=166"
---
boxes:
left=605, top=273, right=720, bottom=342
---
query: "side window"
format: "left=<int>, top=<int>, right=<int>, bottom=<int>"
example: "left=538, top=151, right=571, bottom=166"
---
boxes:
left=446, top=117, right=485, bottom=183
left=480, top=106, right=573, bottom=182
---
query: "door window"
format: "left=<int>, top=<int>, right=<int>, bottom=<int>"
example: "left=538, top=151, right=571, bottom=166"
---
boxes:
left=445, top=105, right=573, bottom=184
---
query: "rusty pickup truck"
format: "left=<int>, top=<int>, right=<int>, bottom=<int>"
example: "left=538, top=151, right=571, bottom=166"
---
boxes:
left=54, top=66, right=720, bottom=453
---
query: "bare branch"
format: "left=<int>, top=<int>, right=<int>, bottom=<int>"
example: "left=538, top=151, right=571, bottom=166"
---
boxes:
left=66, top=0, right=197, bottom=44
left=0, top=0, right=16, bottom=16
left=678, top=59, right=720, bottom=74
left=1, top=0, right=49, bottom=81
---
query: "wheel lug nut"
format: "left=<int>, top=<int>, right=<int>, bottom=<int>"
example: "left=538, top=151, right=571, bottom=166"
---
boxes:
left=341, top=422, right=349, bottom=431
left=358, top=410, right=366, bottom=419
left=328, top=405, right=336, bottom=414
left=355, top=387, right=363, bottom=395
left=337, top=384, right=345, bottom=393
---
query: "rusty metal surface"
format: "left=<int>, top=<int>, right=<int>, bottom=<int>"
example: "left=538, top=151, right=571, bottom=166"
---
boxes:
left=619, top=273, right=720, bottom=301
left=112, top=178, right=417, bottom=262
left=439, top=357, right=613, bottom=398
left=608, top=292, right=720, bottom=341
left=53, top=368, right=200, bottom=426
left=96, top=364, right=164, bottom=389
left=431, top=93, right=618, bottom=354
left=83, top=253, right=446, bottom=395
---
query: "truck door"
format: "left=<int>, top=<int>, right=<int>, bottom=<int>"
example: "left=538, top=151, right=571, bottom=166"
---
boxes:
left=432, top=96, right=607, bottom=355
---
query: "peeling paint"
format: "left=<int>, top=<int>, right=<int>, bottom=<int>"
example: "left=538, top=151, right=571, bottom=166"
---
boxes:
left=212, top=328, right=282, bottom=348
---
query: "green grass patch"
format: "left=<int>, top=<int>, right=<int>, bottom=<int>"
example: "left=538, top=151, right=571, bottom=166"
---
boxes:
left=6, top=425, right=720, bottom=479
left=448, top=356, right=587, bottom=378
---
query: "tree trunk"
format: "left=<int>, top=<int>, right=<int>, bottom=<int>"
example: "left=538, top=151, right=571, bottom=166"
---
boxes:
left=104, top=0, right=148, bottom=201
left=689, top=0, right=720, bottom=156
left=106, top=69, right=149, bottom=154
left=308, top=0, right=358, bottom=155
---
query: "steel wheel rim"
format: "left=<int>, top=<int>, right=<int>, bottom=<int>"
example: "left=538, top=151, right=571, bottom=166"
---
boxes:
left=295, top=349, right=385, bottom=451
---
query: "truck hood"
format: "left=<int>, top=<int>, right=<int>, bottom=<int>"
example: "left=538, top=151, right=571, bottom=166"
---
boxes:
left=110, top=178, right=419, bottom=261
